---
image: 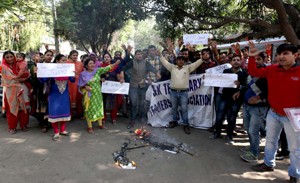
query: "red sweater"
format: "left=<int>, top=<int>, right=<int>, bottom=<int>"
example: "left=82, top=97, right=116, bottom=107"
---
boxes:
left=248, top=56, right=300, bottom=116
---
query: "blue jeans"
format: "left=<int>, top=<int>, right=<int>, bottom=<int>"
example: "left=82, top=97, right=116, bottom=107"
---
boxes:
left=170, top=90, right=189, bottom=125
left=243, top=104, right=268, bottom=156
left=215, top=94, right=242, bottom=137
left=129, top=86, right=147, bottom=121
left=264, top=110, right=300, bottom=178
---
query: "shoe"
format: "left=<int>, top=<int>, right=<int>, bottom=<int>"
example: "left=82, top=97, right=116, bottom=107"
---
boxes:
left=112, top=120, right=117, bottom=126
left=252, top=163, right=274, bottom=172
left=240, top=151, right=258, bottom=163
left=275, top=151, right=289, bottom=160
left=290, top=176, right=300, bottom=183
left=240, top=147, right=250, bottom=153
left=40, top=127, right=48, bottom=133
left=87, top=128, right=94, bottom=134
left=209, top=133, right=221, bottom=139
left=168, top=121, right=178, bottom=128
left=227, top=136, right=234, bottom=144
left=59, top=131, right=71, bottom=136
left=183, top=125, right=191, bottom=134
left=122, top=113, right=129, bottom=118
left=127, top=122, right=134, bottom=129
left=52, top=134, right=59, bottom=141
left=99, top=125, right=107, bottom=129
left=9, top=129, right=16, bottom=134
left=208, top=126, right=215, bottom=132
left=21, top=126, right=29, bottom=132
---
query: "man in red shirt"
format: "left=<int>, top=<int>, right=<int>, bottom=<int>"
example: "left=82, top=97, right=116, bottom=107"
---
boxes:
left=248, top=42, right=300, bottom=183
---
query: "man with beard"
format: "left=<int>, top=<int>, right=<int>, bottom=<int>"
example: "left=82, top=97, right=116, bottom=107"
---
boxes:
left=210, top=54, right=248, bottom=144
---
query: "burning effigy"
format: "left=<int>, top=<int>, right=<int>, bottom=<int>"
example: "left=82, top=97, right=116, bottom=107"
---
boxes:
left=113, top=127, right=196, bottom=169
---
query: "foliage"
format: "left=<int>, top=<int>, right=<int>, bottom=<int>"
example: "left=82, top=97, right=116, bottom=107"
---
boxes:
left=147, top=0, right=300, bottom=44
left=110, top=18, right=163, bottom=54
left=56, top=0, right=148, bottom=53
left=0, top=0, right=49, bottom=52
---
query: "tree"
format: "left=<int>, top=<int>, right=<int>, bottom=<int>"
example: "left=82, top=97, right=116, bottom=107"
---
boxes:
left=110, top=18, right=162, bottom=53
left=0, top=0, right=49, bottom=52
left=147, top=0, right=300, bottom=45
left=56, top=0, right=147, bottom=54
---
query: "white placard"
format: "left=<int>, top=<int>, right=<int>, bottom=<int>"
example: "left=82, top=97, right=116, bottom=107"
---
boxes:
left=101, top=81, right=129, bottom=95
left=284, top=108, right=300, bottom=132
left=183, top=34, right=210, bottom=45
left=204, top=73, right=237, bottom=88
left=205, top=63, right=232, bottom=74
left=37, top=63, right=75, bottom=78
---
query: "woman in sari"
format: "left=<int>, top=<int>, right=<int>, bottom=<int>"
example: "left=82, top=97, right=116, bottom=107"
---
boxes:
left=78, top=58, right=120, bottom=133
left=67, top=50, right=84, bottom=118
left=2, top=51, right=30, bottom=134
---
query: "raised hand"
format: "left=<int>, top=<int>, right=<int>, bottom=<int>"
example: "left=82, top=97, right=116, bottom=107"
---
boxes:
left=121, top=44, right=126, bottom=50
left=127, top=45, right=133, bottom=53
left=248, top=41, right=260, bottom=56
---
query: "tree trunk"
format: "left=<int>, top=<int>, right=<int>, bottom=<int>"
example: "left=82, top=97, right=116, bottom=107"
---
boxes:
left=267, top=0, right=300, bottom=45
left=80, top=40, right=89, bottom=53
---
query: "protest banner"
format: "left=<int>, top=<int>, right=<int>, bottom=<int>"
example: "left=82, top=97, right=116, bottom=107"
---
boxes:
left=146, top=75, right=215, bottom=129
left=183, top=34, right=210, bottom=45
left=284, top=108, right=300, bottom=132
left=205, top=63, right=232, bottom=74
left=101, top=81, right=130, bottom=95
left=203, top=73, right=237, bottom=88
left=37, top=63, right=75, bottom=78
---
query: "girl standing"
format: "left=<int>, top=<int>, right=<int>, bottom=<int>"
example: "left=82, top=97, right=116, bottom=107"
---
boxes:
left=39, top=54, right=75, bottom=141
left=67, top=50, right=84, bottom=118
left=101, top=53, right=120, bottom=125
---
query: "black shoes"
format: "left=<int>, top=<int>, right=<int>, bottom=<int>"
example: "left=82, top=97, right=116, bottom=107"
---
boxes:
left=183, top=125, right=191, bottom=134
left=169, top=121, right=178, bottom=128
left=290, top=176, right=299, bottom=183
left=252, top=163, right=274, bottom=172
left=127, top=121, right=134, bottom=129
left=209, top=133, right=221, bottom=139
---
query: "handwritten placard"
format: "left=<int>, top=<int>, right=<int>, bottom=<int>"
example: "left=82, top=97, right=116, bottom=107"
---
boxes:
left=101, top=81, right=130, bottom=95
left=203, top=73, right=237, bottom=88
left=284, top=108, right=300, bottom=132
left=205, top=64, right=232, bottom=74
left=37, top=63, right=75, bottom=78
left=183, top=34, right=210, bottom=45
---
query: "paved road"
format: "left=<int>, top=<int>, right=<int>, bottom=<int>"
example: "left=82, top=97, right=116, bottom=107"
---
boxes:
left=0, top=115, right=289, bottom=183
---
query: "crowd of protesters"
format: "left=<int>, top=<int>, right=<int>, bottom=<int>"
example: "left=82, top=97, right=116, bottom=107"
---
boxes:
left=1, top=39, right=300, bottom=182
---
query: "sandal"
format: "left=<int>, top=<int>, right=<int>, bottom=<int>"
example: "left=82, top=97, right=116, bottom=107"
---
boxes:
left=99, top=125, right=107, bottom=129
left=9, top=129, right=16, bottom=134
left=21, top=127, right=29, bottom=132
left=59, top=131, right=71, bottom=136
left=52, top=134, right=60, bottom=141
left=87, top=128, right=94, bottom=134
